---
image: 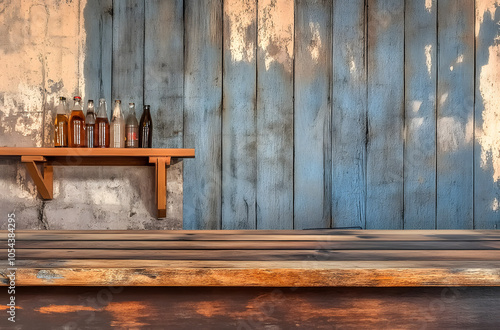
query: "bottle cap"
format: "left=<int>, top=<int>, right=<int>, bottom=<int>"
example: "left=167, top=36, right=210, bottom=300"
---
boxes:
left=129, top=103, right=135, bottom=106
left=115, top=100, right=121, bottom=104
left=73, top=96, right=81, bottom=101
left=144, top=105, right=150, bottom=110
left=59, top=96, right=66, bottom=101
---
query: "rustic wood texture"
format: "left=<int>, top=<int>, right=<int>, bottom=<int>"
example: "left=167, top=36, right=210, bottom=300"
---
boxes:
left=404, top=0, right=437, bottom=229
left=366, top=0, right=405, bottom=229
left=222, top=0, right=258, bottom=229
left=437, top=0, right=474, bottom=229
left=331, top=0, right=367, bottom=229
left=1, top=230, right=500, bottom=287
left=474, top=1, right=500, bottom=230
left=144, top=0, right=184, bottom=149
left=112, top=0, right=145, bottom=106
left=294, top=0, right=332, bottom=229
left=2, top=287, right=500, bottom=329
left=256, top=0, right=294, bottom=229
left=83, top=0, right=112, bottom=104
left=183, top=0, right=223, bottom=230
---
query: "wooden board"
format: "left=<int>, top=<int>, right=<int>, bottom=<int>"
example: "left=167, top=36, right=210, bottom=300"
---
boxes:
left=0, top=147, right=194, bottom=158
left=404, top=0, right=437, bottom=229
left=222, top=0, right=258, bottom=229
left=144, top=0, right=184, bottom=149
left=1, top=230, right=500, bottom=287
left=366, top=0, right=405, bottom=229
left=4, top=229, right=500, bottom=241
left=256, top=0, right=294, bottom=229
left=112, top=0, right=145, bottom=106
left=436, top=0, right=474, bottom=229
left=2, top=287, right=500, bottom=329
left=474, top=0, right=500, bottom=229
left=82, top=0, right=113, bottom=105
left=294, top=0, right=332, bottom=229
left=183, top=0, right=223, bottom=230
left=331, top=0, right=367, bottom=229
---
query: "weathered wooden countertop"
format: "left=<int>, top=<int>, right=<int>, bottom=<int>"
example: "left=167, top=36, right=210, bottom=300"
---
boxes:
left=1, top=230, right=499, bottom=287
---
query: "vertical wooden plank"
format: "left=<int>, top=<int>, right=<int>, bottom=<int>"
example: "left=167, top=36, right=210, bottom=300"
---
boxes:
left=366, top=0, right=404, bottom=229
left=222, top=0, right=257, bottom=229
left=256, top=0, right=294, bottom=229
left=331, top=0, right=366, bottom=229
left=294, top=0, right=331, bottom=229
left=474, top=0, right=500, bottom=229
left=404, top=0, right=437, bottom=229
left=437, top=0, right=474, bottom=229
left=83, top=0, right=113, bottom=104
left=183, top=0, right=222, bottom=229
left=112, top=0, right=144, bottom=107
left=144, top=0, right=184, bottom=149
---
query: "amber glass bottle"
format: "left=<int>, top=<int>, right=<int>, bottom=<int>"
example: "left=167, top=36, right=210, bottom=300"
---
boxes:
left=54, top=96, right=68, bottom=147
left=68, top=96, right=85, bottom=147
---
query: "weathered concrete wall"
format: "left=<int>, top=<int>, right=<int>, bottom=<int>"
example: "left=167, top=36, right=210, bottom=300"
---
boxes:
left=0, top=0, right=183, bottom=230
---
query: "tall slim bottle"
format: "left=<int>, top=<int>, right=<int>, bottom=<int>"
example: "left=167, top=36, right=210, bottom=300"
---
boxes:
left=68, top=96, right=85, bottom=147
left=54, top=96, right=68, bottom=147
left=85, top=100, right=96, bottom=148
left=125, top=103, right=139, bottom=148
left=139, top=105, right=153, bottom=148
left=95, top=98, right=110, bottom=148
left=110, top=100, right=125, bottom=148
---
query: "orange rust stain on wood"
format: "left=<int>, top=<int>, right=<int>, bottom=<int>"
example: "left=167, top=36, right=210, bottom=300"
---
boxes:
left=104, top=301, right=151, bottom=328
left=36, top=305, right=95, bottom=314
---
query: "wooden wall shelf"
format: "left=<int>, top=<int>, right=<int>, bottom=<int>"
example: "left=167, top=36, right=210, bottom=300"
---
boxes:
left=0, top=147, right=195, bottom=218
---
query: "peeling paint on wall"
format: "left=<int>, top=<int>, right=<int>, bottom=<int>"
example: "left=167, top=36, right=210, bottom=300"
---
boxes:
left=425, top=0, right=433, bottom=13
left=225, top=0, right=255, bottom=63
left=308, top=22, right=322, bottom=62
left=425, top=44, right=432, bottom=76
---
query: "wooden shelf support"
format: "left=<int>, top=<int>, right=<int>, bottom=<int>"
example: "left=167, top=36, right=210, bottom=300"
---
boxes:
left=149, top=157, right=171, bottom=218
left=21, top=156, right=53, bottom=200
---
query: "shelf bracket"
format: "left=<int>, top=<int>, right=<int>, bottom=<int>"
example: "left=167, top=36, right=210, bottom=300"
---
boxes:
left=21, top=156, right=53, bottom=200
left=149, top=156, right=171, bottom=218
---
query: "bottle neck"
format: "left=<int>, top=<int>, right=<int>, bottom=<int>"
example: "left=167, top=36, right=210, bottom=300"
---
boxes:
left=113, top=103, right=122, bottom=118
left=57, top=100, right=66, bottom=114
left=97, top=101, right=107, bottom=118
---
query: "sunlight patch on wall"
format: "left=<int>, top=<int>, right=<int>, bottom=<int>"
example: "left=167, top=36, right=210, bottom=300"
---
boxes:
left=258, top=0, right=294, bottom=72
left=225, top=0, right=255, bottom=63
left=478, top=43, right=500, bottom=182
left=425, top=0, right=433, bottom=13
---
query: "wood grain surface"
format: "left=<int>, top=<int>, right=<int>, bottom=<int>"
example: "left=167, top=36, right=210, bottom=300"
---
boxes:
left=1, top=230, right=499, bottom=287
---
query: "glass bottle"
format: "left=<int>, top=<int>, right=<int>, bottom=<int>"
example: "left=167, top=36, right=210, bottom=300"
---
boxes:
left=110, top=100, right=125, bottom=148
left=125, top=103, right=139, bottom=148
left=139, top=105, right=153, bottom=148
left=85, top=100, right=96, bottom=148
left=95, top=98, right=110, bottom=148
left=68, top=96, right=85, bottom=147
left=54, top=96, right=68, bottom=147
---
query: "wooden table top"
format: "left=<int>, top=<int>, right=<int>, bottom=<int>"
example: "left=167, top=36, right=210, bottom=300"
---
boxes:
left=1, top=230, right=499, bottom=287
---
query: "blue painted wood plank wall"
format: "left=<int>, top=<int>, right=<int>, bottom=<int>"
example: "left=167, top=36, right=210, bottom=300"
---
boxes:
left=95, top=0, right=500, bottom=229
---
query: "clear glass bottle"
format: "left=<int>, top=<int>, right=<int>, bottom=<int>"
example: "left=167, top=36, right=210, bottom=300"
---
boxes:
left=139, top=105, right=153, bottom=148
left=95, top=98, right=110, bottom=148
left=85, top=100, right=96, bottom=148
left=110, top=100, right=125, bottom=148
left=68, top=96, right=85, bottom=147
left=125, top=103, right=139, bottom=148
left=54, top=96, right=68, bottom=147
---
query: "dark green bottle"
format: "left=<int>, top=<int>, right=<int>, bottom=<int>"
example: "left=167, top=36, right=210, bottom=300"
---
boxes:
left=139, top=105, right=153, bottom=148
